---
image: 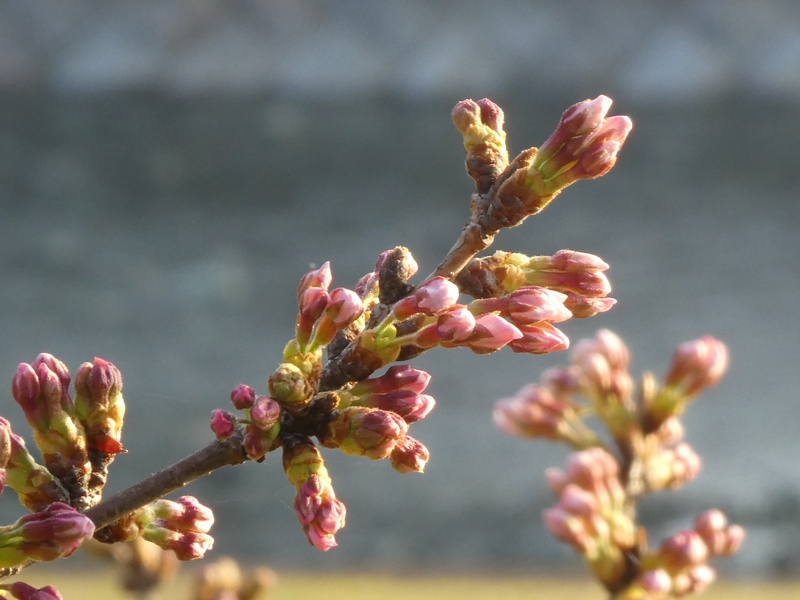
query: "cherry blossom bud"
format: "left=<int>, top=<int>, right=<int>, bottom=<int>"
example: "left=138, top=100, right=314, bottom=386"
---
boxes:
left=470, top=287, right=572, bottom=325
left=230, top=384, right=256, bottom=410
left=464, top=313, right=522, bottom=354
left=0, top=502, right=94, bottom=567
left=694, top=510, right=745, bottom=556
left=563, top=294, right=617, bottom=318
left=209, top=409, right=237, bottom=440
left=451, top=98, right=509, bottom=193
left=390, top=436, right=430, bottom=473
left=663, top=336, right=728, bottom=398
left=637, top=569, right=673, bottom=595
left=296, top=262, right=332, bottom=299
left=322, top=407, right=408, bottom=460
left=144, top=528, right=214, bottom=561
left=152, top=496, right=214, bottom=534
left=310, top=287, right=365, bottom=348
left=411, top=306, right=476, bottom=349
left=268, top=363, right=312, bottom=408
left=645, top=443, right=702, bottom=491
left=672, top=564, right=716, bottom=597
left=360, top=390, right=436, bottom=424
left=391, top=277, right=460, bottom=321
left=659, top=530, right=709, bottom=572
left=73, top=358, right=125, bottom=455
left=296, top=287, right=331, bottom=347
left=350, top=365, right=431, bottom=396
left=508, top=322, right=570, bottom=354
left=0, top=582, right=63, bottom=600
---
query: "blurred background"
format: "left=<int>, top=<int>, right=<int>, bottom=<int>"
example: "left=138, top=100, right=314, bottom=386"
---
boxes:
left=1, top=0, right=799, bottom=580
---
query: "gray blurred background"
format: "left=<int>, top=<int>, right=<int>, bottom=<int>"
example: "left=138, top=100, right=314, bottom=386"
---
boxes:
left=1, top=0, right=799, bottom=579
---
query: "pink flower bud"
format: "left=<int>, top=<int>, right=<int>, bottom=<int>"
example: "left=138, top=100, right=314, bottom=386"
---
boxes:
left=694, top=509, right=745, bottom=556
left=145, top=529, right=214, bottom=561
left=249, top=396, right=282, bottom=430
left=293, top=474, right=346, bottom=551
left=73, top=357, right=125, bottom=454
left=324, top=407, right=408, bottom=460
left=0, top=582, right=63, bottom=600
left=351, top=365, right=431, bottom=396
left=325, top=288, right=364, bottom=328
left=659, top=530, right=709, bottom=571
left=464, top=313, right=522, bottom=354
left=230, top=384, right=256, bottom=410
left=390, top=436, right=429, bottom=473
left=493, top=384, right=574, bottom=440
left=391, top=277, right=460, bottom=321
left=528, top=249, right=610, bottom=273
left=367, top=390, right=435, bottom=424
left=11, top=363, right=43, bottom=428
left=663, top=336, right=728, bottom=397
left=508, top=322, right=570, bottom=354
left=412, top=306, right=476, bottom=348
left=637, top=569, right=673, bottom=595
left=503, top=287, right=572, bottom=324
left=209, top=409, right=237, bottom=440
left=563, top=294, right=617, bottom=318
left=296, top=262, right=332, bottom=299
left=296, top=287, right=331, bottom=347
left=153, top=495, right=215, bottom=534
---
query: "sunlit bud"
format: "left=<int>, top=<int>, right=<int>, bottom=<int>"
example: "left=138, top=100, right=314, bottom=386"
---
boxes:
left=527, top=249, right=610, bottom=273
left=0, top=582, right=63, bottom=600
left=152, top=496, right=214, bottom=534
left=390, top=436, right=430, bottom=473
left=464, top=313, right=522, bottom=354
left=663, top=336, right=728, bottom=398
left=535, top=96, right=632, bottom=188
left=694, top=510, right=745, bottom=556
left=73, top=357, right=126, bottom=455
left=637, top=569, right=673, bottom=595
left=296, top=287, right=331, bottom=347
left=242, top=423, right=281, bottom=462
left=143, top=528, right=214, bottom=561
left=659, top=530, right=709, bottom=571
left=230, top=384, right=256, bottom=410
left=451, top=98, right=509, bottom=193
left=645, top=442, right=702, bottom=491
left=0, top=418, right=68, bottom=510
left=311, top=288, right=365, bottom=347
left=525, top=269, right=612, bottom=298
left=361, top=390, right=435, bottom=424
left=391, top=277, right=460, bottom=321
left=33, top=354, right=72, bottom=402
left=209, top=410, right=237, bottom=440
left=249, top=396, right=281, bottom=430
left=296, top=262, right=332, bottom=299
left=350, top=365, right=431, bottom=396
left=323, top=407, right=408, bottom=460
left=672, top=565, right=716, bottom=597
left=470, top=287, right=571, bottom=325
left=11, top=363, right=43, bottom=426
left=0, top=502, right=95, bottom=567
left=268, top=363, right=312, bottom=407
left=293, top=474, right=347, bottom=551
left=494, top=384, right=578, bottom=442
left=563, top=294, right=617, bottom=318
left=412, top=306, right=476, bottom=348
left=508, top=322, right=570, bottom=354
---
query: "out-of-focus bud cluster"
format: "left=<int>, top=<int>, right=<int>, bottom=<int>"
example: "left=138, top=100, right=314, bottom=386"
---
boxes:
left=193, top=556, right=278, bottom=600
left=495, top=329, right=742, bottom=596
left=8, top=355, right=126, bottom=511
left=0, top=581, right=63, bottom=599
left=96, top=495, right=215, bottom=561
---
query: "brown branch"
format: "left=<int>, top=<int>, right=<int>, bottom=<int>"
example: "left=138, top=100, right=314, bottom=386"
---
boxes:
left=84, top=429, right=247, bottom=530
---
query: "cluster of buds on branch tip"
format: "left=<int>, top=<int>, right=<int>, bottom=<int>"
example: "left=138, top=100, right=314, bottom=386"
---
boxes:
left=2, top=95, right=631, bottom=594
left=495, top=329, right=742, bottom=598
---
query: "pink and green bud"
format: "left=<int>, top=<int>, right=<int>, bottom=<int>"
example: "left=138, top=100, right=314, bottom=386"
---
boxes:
left=0, top=418, right=68, bottom=510
left=152, top=495, right=214, bottom=534
left=296, top=287, right=331, bottom=347
left=508, top=322, right=570, bottom=354
left=524, top=269, right=612, bottom=298
left=390, top=436, right=430, bottom=473
left=563, top=294, right=617, bottom=318
left=411, top=306, right=476, bottom=349
left=535, top=95, right=632, bottom=189
left=293, top=474, right=347, bottom=551
left=527, top=249, right=610, bottom=274
left=663, top=336, right=728, bottom=398
left=0, top=502, right=94, bottom=567
left=242, top=421, right=281, bottom=461
left=644, top=443, right=702, bottom=492
left=463, top=313, right=522, bottom=354
left=72, top=357, right=125, bottom=455
left=209, top=409, right=237, bottom=440
left=350, top=365, right=431, bottom=396
left=693, top=510, right=745, bottom=557
left=268, top=363, right=312, bottom=408
left=322, top=407, right=408, bottom=460
left=143, top=528, right=214, bottom=561
left=230, top=384, right=256, bottom=410
left=391, top=277, right=460, bottom=321
left=296, top=261, right=332, bottom=299
left=451, top=98, right=509, bottom=193
left=0, top=582, right=63, bottom=600
left=249, top=396, right=281, bottom=430
left=470, top=286, right=572, bottom=325
left=310, top=287, right=365, bottom=348
left=356, top=390, right=435, bottom=424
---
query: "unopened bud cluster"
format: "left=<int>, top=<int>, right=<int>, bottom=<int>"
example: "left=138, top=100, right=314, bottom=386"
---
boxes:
left=495, top=329, right=742, bottom=597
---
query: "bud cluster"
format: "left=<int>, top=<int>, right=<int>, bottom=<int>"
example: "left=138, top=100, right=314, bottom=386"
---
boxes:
left=8, top=355, right=126, bottom=511
left=495, top=329, right=743, bottom=596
